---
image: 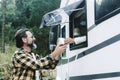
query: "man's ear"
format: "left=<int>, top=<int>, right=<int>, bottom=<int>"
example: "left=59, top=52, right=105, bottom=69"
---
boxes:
left=22, top=37, right=27, bottom=43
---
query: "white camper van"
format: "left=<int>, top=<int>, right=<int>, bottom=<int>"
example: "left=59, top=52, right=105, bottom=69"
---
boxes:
left=40, top=0, right=120, bottom=80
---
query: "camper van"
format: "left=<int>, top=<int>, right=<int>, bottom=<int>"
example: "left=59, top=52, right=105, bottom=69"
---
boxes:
left=40, top=0, right=120, bottom=80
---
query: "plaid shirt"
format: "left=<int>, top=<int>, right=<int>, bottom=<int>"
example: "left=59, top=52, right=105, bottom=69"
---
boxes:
left=11, top=49, right=59, bottom=80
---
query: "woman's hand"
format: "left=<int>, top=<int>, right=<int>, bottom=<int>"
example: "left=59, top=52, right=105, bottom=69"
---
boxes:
left=64, top=37, right=74, bottom=44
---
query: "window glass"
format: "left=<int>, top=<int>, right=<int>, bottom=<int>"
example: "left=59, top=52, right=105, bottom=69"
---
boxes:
left=49, top=25, right=60, bottom=51
left=95, top=0, right=120, bottom=23
left=49, top=25, right=66, bottom=57
left=62, top=26, right=65, bottom=38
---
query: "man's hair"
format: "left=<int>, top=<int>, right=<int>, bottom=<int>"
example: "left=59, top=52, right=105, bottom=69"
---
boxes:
left=15, top=28, right=29, bottom=48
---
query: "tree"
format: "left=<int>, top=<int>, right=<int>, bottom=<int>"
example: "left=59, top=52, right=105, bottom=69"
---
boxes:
left=0, top=0, right=16, bottom=53
left=1, top=0, right=6, bottom=53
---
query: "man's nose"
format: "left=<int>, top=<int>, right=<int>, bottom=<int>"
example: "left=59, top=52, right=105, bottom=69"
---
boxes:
left=33, top=36, right=36, bottom=41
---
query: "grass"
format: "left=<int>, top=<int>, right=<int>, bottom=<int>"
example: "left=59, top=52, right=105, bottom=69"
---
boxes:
left=0, top=45, right=16, bottom=80
left=0, top=45, right=16, bottom=64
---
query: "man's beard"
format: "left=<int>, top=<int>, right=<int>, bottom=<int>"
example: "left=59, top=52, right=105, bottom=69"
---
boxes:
left=27, top=43, right=37, bottom=49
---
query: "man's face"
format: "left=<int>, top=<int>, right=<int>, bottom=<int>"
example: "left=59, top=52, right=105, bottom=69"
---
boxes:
left=25, top=31, right=37, bottom=49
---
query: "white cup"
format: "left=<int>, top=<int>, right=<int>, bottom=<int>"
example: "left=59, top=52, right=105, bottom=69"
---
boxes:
left=57, top=38, right=65, bottom=45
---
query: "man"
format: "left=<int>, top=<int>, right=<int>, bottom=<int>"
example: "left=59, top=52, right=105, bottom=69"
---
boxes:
left=11, top=28, right=67, bottom=80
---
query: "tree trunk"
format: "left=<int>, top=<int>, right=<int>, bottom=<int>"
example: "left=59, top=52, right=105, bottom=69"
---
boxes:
left=1, top=0, right=6, bottom=53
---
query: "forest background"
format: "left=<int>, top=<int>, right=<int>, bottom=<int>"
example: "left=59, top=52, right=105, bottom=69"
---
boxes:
left=0, top=0, right=60, bottom=79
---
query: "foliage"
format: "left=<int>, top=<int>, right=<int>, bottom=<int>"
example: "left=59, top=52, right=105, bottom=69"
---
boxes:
left=0, top=63, right=12, bottom=80
left=11, top=0, right=61, bottom=28
left=31, top=27, right=51, bottom=56
left=0, top=45, right=16, bottom=64
left=0, top=45, right=16, bottom=80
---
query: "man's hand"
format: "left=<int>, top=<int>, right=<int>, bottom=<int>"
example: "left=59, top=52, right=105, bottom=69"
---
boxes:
left=51, top=44, right=67, bottom=60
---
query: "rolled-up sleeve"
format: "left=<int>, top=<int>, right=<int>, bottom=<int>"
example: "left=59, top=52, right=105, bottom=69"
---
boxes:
left=40, top=55, right=59, bottom=69
left=14, top=53, right=59, bottom=70
left=74, top=36, right=86, bottom=44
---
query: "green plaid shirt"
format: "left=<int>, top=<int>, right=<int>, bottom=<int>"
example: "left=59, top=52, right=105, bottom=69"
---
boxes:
left=11, top=49, right=59, bottom=80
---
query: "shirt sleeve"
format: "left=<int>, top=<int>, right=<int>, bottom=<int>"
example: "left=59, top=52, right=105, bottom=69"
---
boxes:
left=14, top=52, right=59, bottom=70
left=74, top=36, right=86, bottom=44
left=38, top=55, right=59, bottom=69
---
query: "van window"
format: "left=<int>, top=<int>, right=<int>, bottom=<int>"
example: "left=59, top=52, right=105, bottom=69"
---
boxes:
left=49, top=25, right=66, bottom=57
left=95, top=0, right=120, bottom=24
left=49, top=25, right=60, bottom=51
left=69, top=1, right=88, bottom=50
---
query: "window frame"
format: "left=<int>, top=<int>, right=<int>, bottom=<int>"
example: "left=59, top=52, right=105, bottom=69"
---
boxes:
left=95, top=0, right=120, bottom=24
left=69, top=0, right=88, bottom=50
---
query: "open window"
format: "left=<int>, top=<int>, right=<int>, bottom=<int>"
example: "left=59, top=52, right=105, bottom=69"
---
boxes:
left=49, top=25, right=60, bottom=51
left=69, top=1, right=88, bottom=50
left=49, top=25, right=66, bottom=57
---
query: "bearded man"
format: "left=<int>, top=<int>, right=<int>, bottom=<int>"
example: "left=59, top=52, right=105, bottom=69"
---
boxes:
left=11, top=28, right=67, bottom=80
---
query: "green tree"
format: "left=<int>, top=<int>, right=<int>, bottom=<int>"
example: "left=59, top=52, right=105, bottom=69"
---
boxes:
left=29, top=0, right=61, bottom=27
left=31, top=27, right=50, bottom=56
left=12, top=0, right=60, bottom=28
